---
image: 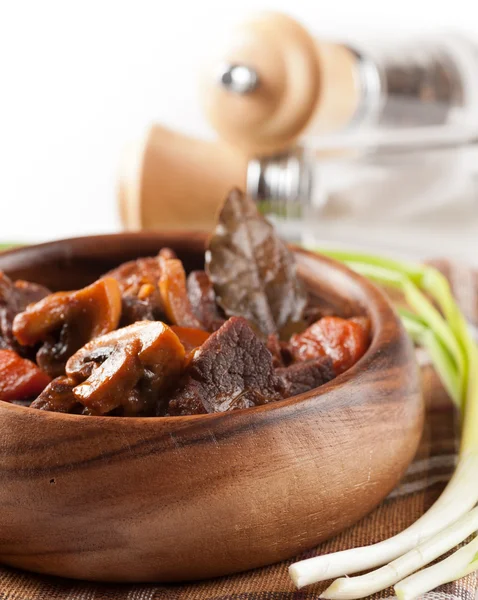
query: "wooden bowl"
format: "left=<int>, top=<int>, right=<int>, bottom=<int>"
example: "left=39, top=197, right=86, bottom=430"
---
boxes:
left=0, top=233, right=423, bottom=583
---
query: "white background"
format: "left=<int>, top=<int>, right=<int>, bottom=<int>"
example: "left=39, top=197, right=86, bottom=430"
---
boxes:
left=1, top=0, right=478, bottom=248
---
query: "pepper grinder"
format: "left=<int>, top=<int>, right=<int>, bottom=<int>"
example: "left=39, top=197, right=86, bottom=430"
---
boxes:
left=200, top=12, right=478, bottom=155
left=118, top=123, right=478, bottom=264
left=118, top=125, right=248, bottom=232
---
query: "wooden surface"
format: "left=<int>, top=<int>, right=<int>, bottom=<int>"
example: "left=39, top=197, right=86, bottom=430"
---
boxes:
left=200, top=13, right=359, bottom=154
left=118, top=126, right=247, bottom=232
left=200, top=13, right=320, bottom=155
left=0, top=233, right=423, bottom=582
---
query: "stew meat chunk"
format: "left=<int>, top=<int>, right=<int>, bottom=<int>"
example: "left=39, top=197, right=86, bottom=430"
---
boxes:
left=276, top=357, right=335, bottom=397
left=0, top=272, right=50, bottom=355
left=187, top=271, right=225, bottom=332
left=168, top=317, right=286, bottom=415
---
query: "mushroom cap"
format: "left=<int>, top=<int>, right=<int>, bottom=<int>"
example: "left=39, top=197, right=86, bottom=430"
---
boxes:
left=66, top=321, right=186, bottom=414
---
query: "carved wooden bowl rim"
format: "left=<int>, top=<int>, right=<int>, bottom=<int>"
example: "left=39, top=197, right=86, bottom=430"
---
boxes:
left=0, top=232, right=402, bottom=423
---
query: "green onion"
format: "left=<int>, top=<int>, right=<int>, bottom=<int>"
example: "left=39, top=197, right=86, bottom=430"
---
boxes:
left=340, top=259, right=466, bottom=409
left=322, top=506, right=478, bottom=599
left=0, top=243, right=21, bottom=250
left=399, top=309, right=460, bottom=405
left=288, top=250, right=478, bottom=599
left=395, top=535, right=478, bottom=600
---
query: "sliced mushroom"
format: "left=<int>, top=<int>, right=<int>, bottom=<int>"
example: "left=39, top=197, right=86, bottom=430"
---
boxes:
left=30, top=376, right=81, bottom=413
left=66, top=321, right=185, bottom=416
left=13, top=278, right=122, bottom=377
left=158, top=256, right=204, bottom=329
left=276, top=357, right=335, bottom=397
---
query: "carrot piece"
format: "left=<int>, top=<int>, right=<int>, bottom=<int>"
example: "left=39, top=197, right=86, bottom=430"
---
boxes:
left=289, top=316, right=371, bottom=375
left=0, top=349, right=51, bottom=402
left=171, top=326, right=210, bottom=353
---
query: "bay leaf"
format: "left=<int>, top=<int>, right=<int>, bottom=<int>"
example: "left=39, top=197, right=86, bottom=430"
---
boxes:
left=206, top=189, right=307, bottom=338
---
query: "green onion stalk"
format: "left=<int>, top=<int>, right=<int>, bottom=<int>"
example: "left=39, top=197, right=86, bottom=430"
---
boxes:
left=289, top=250, right=478, bottom=599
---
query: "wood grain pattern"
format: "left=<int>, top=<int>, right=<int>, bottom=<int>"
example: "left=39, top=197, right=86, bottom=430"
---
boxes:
left=0, top=233, right=423, bottom=582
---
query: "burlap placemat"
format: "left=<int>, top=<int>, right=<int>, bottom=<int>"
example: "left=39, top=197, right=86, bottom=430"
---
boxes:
left=1, top=260, right=477, bottom=600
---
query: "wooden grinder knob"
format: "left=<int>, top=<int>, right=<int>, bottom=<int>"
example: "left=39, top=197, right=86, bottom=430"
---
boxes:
left=200, top=12, right=360, bottom=156
left=118, top=125, right=248, bottom=232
